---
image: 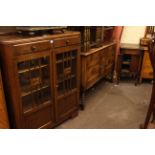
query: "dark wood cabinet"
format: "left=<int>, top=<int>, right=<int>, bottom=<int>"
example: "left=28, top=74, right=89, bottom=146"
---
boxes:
left=0, top=31, right=80, bottom=128
left=14, top=42, right=54, bottom=128
left=116, top=43, right=144, bottom=85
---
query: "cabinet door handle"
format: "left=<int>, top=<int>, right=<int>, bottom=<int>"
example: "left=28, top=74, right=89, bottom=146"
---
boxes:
left=66, top=40, right=70, bottom=44
left=50, top=40, right=54, bottom=44
left=31, top=46, right=37, bottom=51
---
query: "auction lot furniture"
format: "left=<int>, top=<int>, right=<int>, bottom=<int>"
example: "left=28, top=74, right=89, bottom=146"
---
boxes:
left=0, top=31, right=80, bottom=128
left=117, top=43, right=144, bottom=85
left=68, top=26, right=115, bottom=110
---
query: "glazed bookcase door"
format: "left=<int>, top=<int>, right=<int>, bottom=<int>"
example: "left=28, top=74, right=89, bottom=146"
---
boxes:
left=56, top=50, right=77, bottom=96
left=16, top=53, right=52, bottom=113
left=54, top=46, right=80, bottom=122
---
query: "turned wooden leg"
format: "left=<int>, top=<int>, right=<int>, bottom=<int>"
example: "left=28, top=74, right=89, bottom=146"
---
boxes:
left=80, top=92, right=85, bottom=111
left=151, top=108, right=155, bottom=123
left=133, top=73, right=138, bottom=86
left=139, top=77, right=142, bottom=84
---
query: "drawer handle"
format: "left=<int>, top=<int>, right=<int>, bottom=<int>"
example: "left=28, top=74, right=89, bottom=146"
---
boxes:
left=31, top=46, right=37, bottom=51
left=66, top=40, right=70, bottom=44
left=149, top=72, right=153, bottom=76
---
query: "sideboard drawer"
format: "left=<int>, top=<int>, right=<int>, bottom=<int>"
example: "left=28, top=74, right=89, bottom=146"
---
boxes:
left=86, top=52, right=100, bottom=68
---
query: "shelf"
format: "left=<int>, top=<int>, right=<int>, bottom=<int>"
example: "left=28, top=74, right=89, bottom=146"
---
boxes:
left=122, top=61, right=130, bottom=65
left=21, top=84, right=50, bottom=97
left=121, top=69, right=130, bottom=73
left=56, top=56, right=76, bottom=63
left=23, top=100, right=51, bottom=115
left=57, top=74, right=76, bottom=83
left=18, top=64, right=48, bottom=74
left=57, top=88, right=77, bottom=99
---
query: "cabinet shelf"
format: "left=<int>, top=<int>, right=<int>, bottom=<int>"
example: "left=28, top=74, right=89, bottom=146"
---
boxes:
left=21, top=84, right=50, bottom=97
left=57, top=88, right=77, bottom=99
left=122, top=61, right=130, bottom=65
left=23, top=100, right=51, bottom=115
left=121, top=69, right=130, bottom=73
left=56, top=56, right=76, bottom=63
left=57, top=74, right=76, bottom=83
left=18, top=64, right=48, bottom=74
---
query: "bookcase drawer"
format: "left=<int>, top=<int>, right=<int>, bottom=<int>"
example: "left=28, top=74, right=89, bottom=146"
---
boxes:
left=54, top=37, right=80, bottom=48
left=14, top=40, right=51, bottom=56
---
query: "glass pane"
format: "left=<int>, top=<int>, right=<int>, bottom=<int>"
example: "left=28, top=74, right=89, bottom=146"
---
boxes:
left=56, top=50, right=78, bottom=96
left=71, top=50, right=77, bottom=58
left=19, top=72, right=30, bottom=93
left=57, top=82, right=64, bottom=96
left=56, top=53, right=63, bottom=61
left=22, top=94, right=34, bottom=112
left=41, top=56, right=49, bottom=65
left=18, top=61, right=30, bottom=71
left=56, top=63, right=63, bottom=82
left=30, top=59, right=40, bottom=68
left=17, top=56, right=51, bottom=112
left=71, top=77, right=76, bottom=89
left=41, top=87, right=51, bottom=103
left=71, top=59, right=76, bottom=75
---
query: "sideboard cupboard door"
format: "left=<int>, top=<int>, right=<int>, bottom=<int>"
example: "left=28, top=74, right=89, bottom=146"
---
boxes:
left=13, top=49, right=54, bottom=128
left=53, top=45, right=80, bottom=123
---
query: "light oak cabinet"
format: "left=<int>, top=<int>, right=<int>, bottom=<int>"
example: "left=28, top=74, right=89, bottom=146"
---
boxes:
left=81, top=42, right=116, bottom=91
left=80, top=42, right=116, bottom=109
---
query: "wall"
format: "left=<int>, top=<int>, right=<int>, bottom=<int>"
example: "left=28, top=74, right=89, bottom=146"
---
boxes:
left=0, top=26, right=16, bottom=35
left=120, top=26, right=146, bottom=44
left=113, top=26, right=124, bottom=61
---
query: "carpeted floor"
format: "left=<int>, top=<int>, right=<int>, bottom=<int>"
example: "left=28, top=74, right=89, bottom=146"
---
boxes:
left=57, top=80, right=152, bottom=129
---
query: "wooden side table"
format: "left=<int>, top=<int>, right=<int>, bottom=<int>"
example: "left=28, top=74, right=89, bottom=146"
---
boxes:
left=116, top=43, right=144, bottom=85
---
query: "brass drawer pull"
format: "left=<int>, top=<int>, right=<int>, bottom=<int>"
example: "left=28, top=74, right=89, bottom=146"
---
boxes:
left=66, top=40, right=70, bottom=45
left=31, top=46, right=37, bottom=51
